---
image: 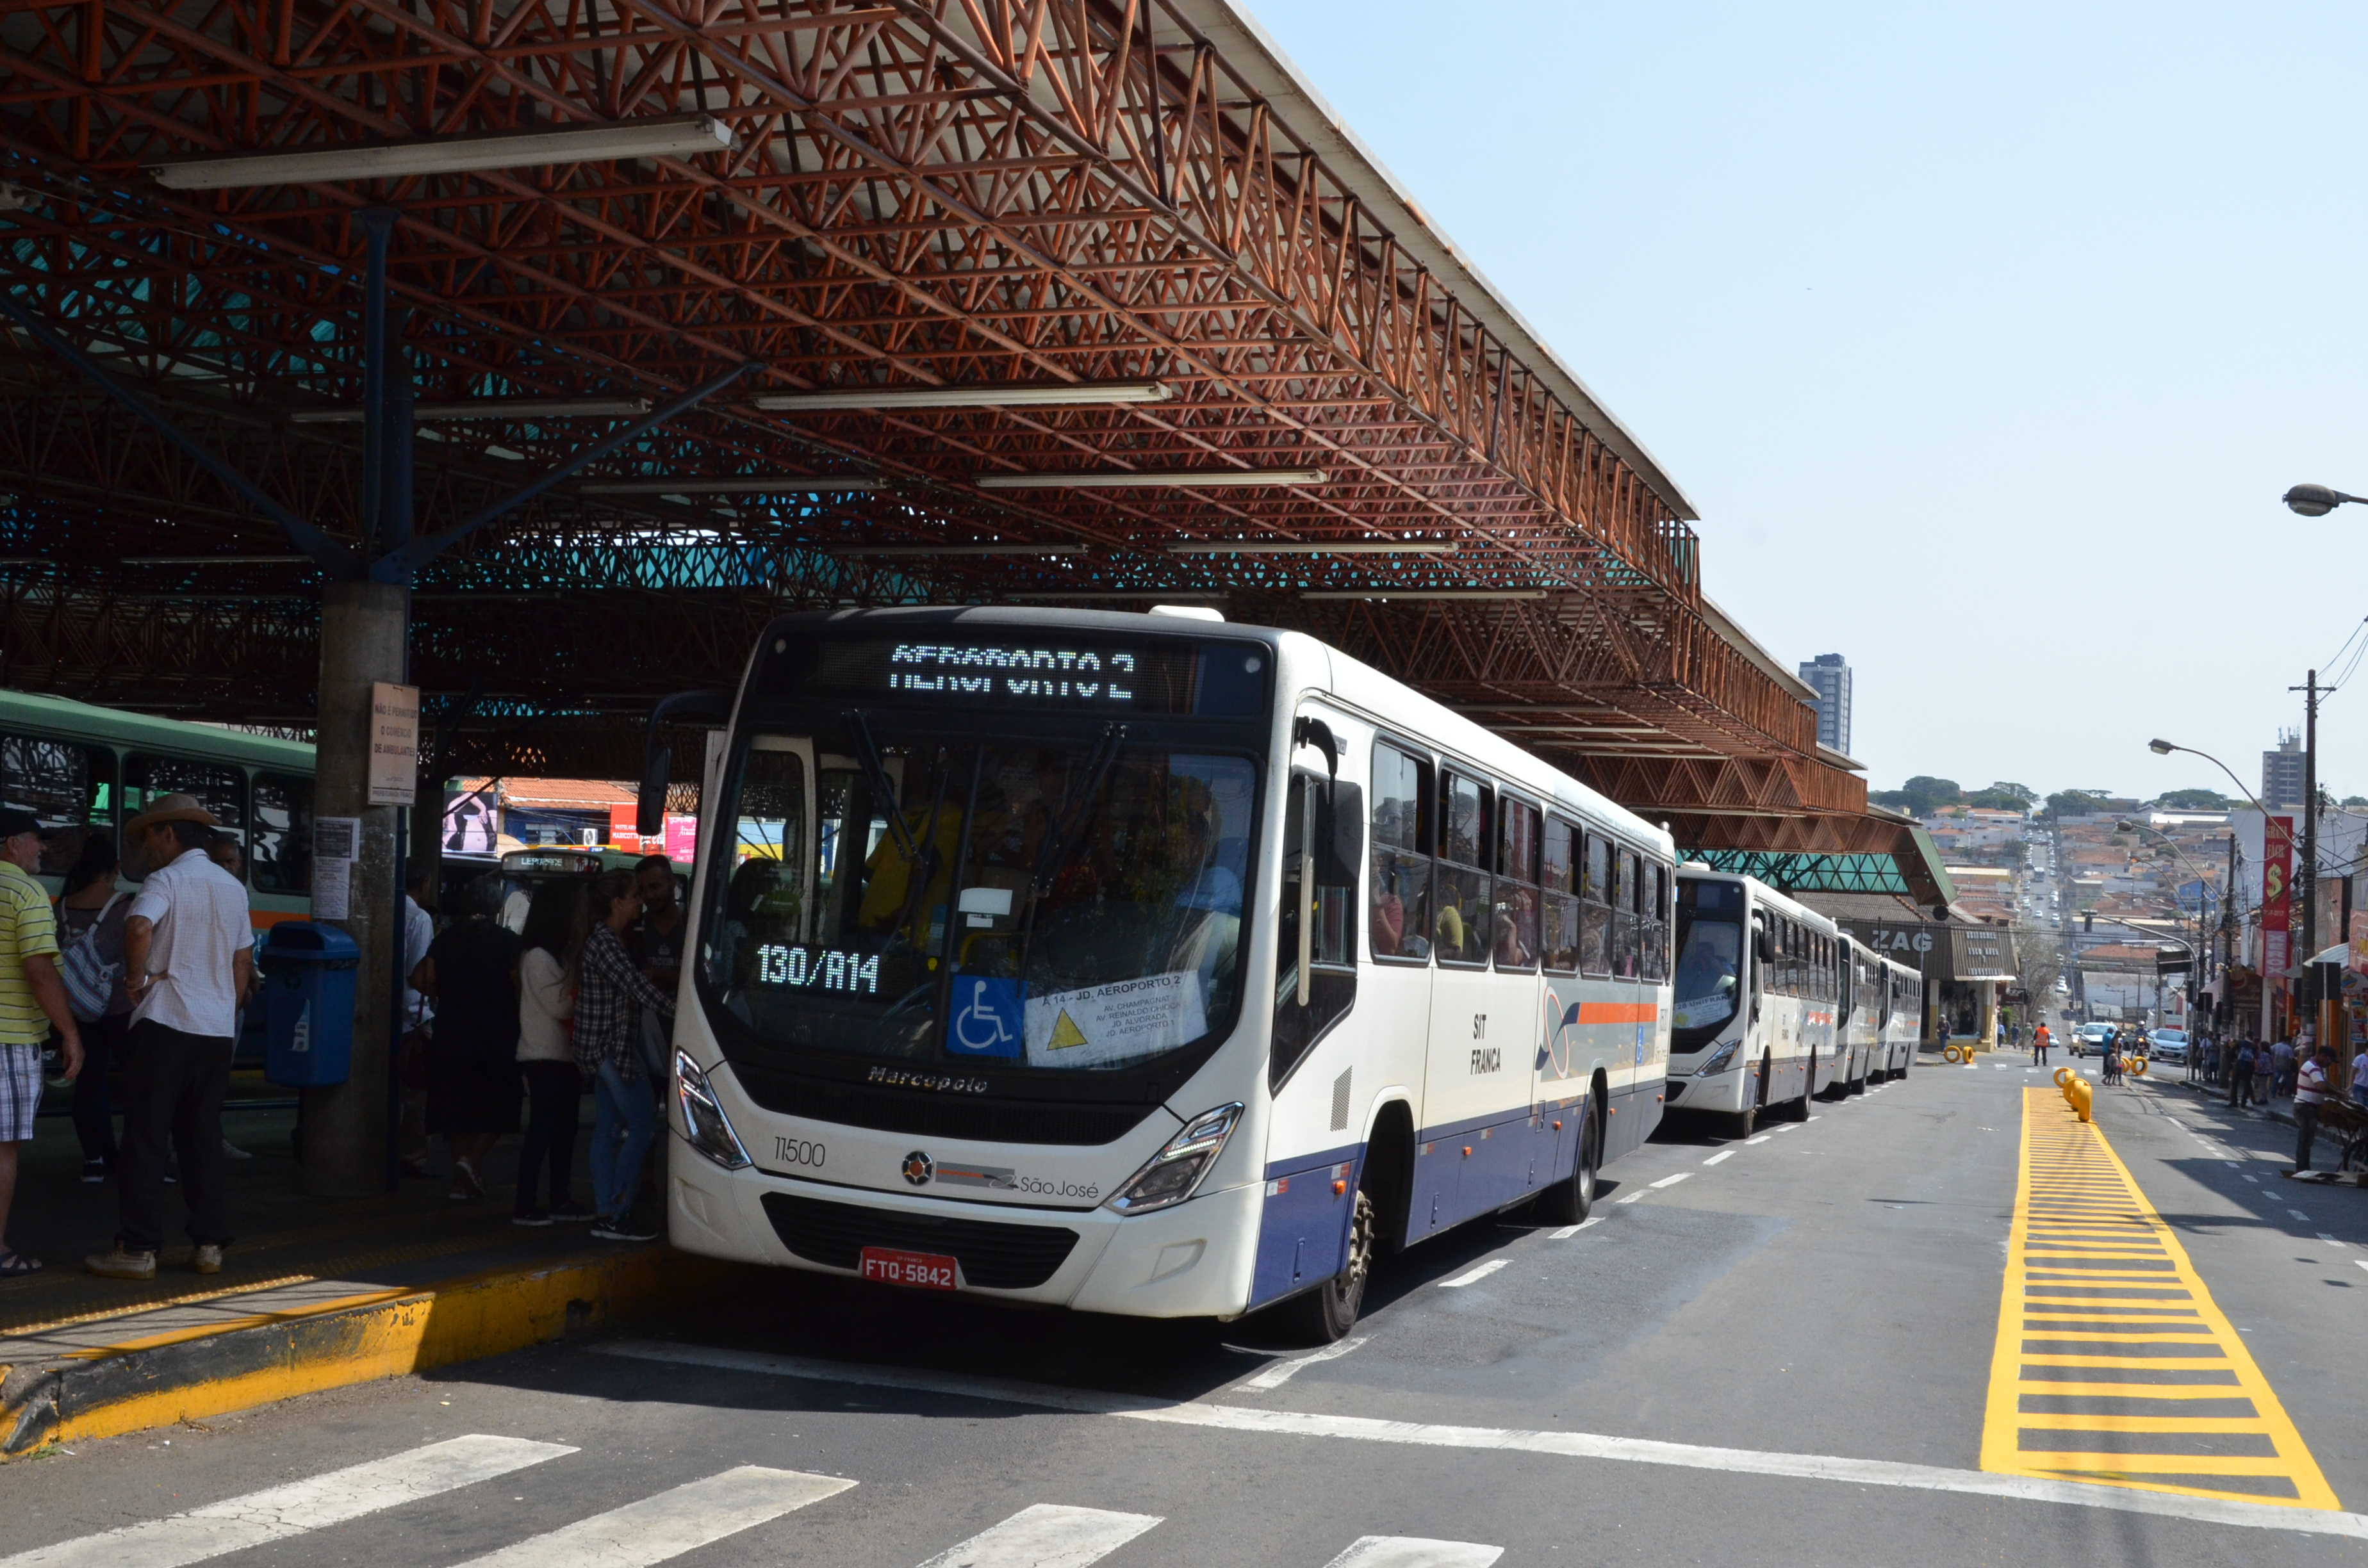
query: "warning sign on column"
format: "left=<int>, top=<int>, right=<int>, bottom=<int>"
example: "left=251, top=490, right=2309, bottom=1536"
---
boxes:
left=1024, top=972, right=1207, bottom=1069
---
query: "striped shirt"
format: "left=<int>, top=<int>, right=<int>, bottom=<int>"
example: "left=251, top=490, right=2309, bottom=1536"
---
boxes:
left=0, top=860, right=60, bottom=1045
left=573, top=922, right=673, bottom=1078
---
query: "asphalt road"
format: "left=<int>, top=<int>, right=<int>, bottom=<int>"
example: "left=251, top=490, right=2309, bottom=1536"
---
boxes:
left=5, top=1055, right=2364, bottom=1567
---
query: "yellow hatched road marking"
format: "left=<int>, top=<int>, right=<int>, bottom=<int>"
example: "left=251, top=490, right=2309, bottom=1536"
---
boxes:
left=1981, top=1088, right=2338, bottom=1509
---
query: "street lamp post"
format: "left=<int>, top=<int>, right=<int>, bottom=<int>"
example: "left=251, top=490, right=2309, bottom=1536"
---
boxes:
left=2116, top=817, right=2224, bottom=999
left=2148, top=739, right=2303, bottom=1043
left=2283, top=484, right=2368, bottom=517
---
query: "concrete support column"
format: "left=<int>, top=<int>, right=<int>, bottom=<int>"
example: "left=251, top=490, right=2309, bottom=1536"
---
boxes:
left=306, top=579, right=410, bottom=1197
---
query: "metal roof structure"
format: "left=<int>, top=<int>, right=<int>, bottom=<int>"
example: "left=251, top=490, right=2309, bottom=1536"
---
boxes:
left=0, top=0, right=1907, bottom=863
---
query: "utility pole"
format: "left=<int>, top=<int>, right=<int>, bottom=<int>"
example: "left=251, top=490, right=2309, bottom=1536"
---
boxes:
left=2292, top=669, right=2321, bottom=1036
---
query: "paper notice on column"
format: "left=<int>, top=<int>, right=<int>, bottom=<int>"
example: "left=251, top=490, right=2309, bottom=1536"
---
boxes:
left=314, top=816, right=360, bottom=920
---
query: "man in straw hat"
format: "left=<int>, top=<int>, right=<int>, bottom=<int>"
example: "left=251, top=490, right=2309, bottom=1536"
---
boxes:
left=86, top=794, right=251, bottom=1281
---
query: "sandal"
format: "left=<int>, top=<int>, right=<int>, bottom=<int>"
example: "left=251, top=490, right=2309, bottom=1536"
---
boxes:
left=0, top=1251, right=45, bottom=1277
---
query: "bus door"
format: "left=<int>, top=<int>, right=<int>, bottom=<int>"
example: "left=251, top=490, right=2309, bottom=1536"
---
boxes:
left=1422, top=769, right=1515, bottom=1227
left=1367, top=740, right=1438, bottom=1242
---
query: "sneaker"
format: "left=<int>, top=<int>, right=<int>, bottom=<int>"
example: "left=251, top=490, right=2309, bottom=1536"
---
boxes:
left=512, top=1210, right=552, bottom=1228
left=589, top=1218, right=658, bottom=1243
left=549, top=1201, right=596, bottom=1223
left=192, top=1245, right=222, bottom=1275
left=79, top=1159, right=111, bottom=1184
left=86, top=1246, right=158, bottom=1280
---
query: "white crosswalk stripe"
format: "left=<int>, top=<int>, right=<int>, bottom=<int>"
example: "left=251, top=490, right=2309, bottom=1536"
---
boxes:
left=914, top=1504, right=1162, bottom=1568
left=0, top=1434, right=575, bottom=1568
left=452, top=1466, right=853, bottom=1567
left=1321, top=1537, right=1504, bottom=1567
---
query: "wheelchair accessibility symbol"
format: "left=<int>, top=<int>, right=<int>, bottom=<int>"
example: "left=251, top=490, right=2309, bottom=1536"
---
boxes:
left=946, top=976, right=1025, bottom=1059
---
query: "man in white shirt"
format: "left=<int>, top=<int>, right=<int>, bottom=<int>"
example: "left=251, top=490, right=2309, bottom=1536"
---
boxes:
left=86, top=795, right=252, bottom=1282
left=2292, top=1044, right=2331, bottom=1177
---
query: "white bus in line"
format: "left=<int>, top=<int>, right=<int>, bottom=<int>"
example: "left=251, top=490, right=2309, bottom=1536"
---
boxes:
left=657, top=607, right=1675, bottom=1341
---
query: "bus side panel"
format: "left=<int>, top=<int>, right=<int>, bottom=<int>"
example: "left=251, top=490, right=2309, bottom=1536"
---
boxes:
left=1248, top=1143, right=1361, bottom=1310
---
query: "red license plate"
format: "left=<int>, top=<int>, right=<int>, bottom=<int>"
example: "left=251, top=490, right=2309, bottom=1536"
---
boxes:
left=859, top=1246, right=958, bottom=1290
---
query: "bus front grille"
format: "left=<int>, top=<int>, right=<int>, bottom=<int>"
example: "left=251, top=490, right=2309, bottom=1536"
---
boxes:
left=730, top=1065, right=1155, bottom=1146
left=760, top=1193, right=1081, bottom=1290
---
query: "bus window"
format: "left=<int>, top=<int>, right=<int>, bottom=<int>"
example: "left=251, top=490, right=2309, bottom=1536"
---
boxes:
left=1613, top=847, right=1640, bottom=980
left=1370, top=742, right=1431, bottom=962
left=1494, top=796, right=1540, bottom=971
left=1433, top=772, right=1491, bottom=967
left=1673, top=877, right=1743, bottom=1045
left=251, top=772, right=314, bottom=894
left=1, top=734, right=111, bottom=877
left=124, top=754, right=246, bottom=867
left=1643, top=863, right=1669, bottom=983
left=1540, top=817, right=1579, bottom=974
left=707, top=745, right=809, bottom=997
left=1272, top=771, right=1361, bottom=1086
left=1581, top=833, right=1613, bottom=978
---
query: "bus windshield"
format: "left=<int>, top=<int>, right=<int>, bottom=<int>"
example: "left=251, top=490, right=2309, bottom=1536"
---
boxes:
left=1672, top=880, right=1745, bottom=1048
left=702, top=733, right=1258, bottom=1074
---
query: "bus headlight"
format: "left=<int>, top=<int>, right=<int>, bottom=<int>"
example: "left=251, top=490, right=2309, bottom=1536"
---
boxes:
left=1105, top=1102, right=1244, bottom=1215
left=675, top=1050, right=753, bottom=1172
left=1691, top=1039, right=1743, bottom=1078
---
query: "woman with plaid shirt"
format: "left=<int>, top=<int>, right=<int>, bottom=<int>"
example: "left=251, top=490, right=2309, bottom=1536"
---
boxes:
left=576, top=869, right=675, bottom=1241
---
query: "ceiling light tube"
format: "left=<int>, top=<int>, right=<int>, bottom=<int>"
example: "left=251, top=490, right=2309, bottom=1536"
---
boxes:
left=756, top=380, right=1170, bottom=412
left=149, top=115, right=732, bottom=190
left=1301, top=590, right=1548, bottom=601
left=292, top=397, right=651, bottom=425
left=124, top=555, right=311, bottom=565
left=1167, top=541, right=1454, bottom=555
left=978, top=468, right=1326, bottom=490
left=578, top=478, right=878, bottom=494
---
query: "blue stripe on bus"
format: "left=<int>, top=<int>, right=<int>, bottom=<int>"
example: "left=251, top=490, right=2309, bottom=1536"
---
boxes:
left=1249, top=1147, right=1364, bottom=1309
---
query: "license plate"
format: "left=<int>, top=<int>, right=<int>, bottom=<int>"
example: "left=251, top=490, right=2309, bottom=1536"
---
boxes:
left=859, top=1246, right=958, bottom=1291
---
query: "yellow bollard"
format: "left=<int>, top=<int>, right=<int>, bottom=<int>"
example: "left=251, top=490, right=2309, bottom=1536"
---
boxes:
left=2053, top=1066, right=2073, bottom=1089
left=2128, top=1058, right=2146, bottom=1078
left=2068, top=1075, right=2093, bottom=1123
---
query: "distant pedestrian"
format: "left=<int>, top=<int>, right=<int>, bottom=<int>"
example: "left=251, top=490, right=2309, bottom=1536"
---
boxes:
left=2032, top=1023, right=2051, bottom=1066
left=87, top=795, right=247, bottom=1281
left=2255, top=1040, right=2277, bottom=1107
left=514, top=879, right=589, bottom=1227
left=2292, top=1044, right=2331, bottom=1175
left=2352, top=1042, right=2368, bottom=1111
left=2230, top=1041, right=2256, bottom=1107
left=577, top=869, right=675, bottom=1242
left=2203, top=1036, right=2219, bottom=1088
left=0, top=810, right=82, bottom=1277
left=414, top=876, right=521, bottom=1203
left=54, top=834, right=129, bottom=1182
left=2103, top=1034, right=2123, bottom=1086
left=2271, top=1036, right=2296, bottom=1099
left=396, top=865, right=437, bottom=1179
left=628, top=854, right=685, bottom=1086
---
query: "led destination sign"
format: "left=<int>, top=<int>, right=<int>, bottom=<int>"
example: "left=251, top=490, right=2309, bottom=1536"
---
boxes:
left=888, top=642, right=1139, bottom=704
left=796, top=635, right=1219, bottom=713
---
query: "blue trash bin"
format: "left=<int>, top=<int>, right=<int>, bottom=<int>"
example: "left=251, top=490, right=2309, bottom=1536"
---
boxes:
left=261, top=922, right=359, bottom=1088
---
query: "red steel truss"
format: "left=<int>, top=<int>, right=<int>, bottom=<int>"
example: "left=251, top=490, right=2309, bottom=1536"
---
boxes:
left=0, top=0, right=1869, bottom=838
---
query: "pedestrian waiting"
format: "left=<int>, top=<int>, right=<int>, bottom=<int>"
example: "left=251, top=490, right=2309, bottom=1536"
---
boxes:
left=0, top=810, right=82, bottom=1277
left=514, top=878, right=589, bottom=1227
left=54, top=833, right=130, bottom=1183
left=87, top=794, right=248, bottom=1281
left=577, top=869, right=675, bottom=1243
left=2271, top=1036, right=2296, bottom=1100
left=415, top=876, right=521, bottom=1204
left=2256, top=1040, right=2278, bottom=1107
left=2230, top=1040, right=2257, bottom=1107
left=2291, top=1043, right=2331, bottom=1175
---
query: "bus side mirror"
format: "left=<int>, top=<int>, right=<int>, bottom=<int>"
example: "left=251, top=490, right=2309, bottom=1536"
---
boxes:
left=639, top=690, right=732, bottom=838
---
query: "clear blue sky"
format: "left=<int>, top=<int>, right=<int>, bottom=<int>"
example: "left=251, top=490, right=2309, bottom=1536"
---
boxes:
left=1246, top=0, right=2368, bottom=805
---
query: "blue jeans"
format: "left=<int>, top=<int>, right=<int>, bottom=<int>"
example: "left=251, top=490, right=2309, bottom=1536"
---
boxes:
left=591, top=1060, right=658, bottom=1220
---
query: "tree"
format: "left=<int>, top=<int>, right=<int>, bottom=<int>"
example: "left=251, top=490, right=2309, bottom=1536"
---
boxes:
left=2014, top=924, right=2064, bottom=1019
left=2344, top=796, right=2368, bottom=808
left=1882, top=775, right=1964, bottom=817
left=2155, top=788, right=2234, bottom=811
left=2046, top=789, right=2118, bottom=819
left=1967, top=780, right=2038, bottom=811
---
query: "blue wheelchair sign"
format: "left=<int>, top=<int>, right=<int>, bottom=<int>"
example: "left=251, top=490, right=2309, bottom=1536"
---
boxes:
left=946, top=975, right=1026, bottom=1059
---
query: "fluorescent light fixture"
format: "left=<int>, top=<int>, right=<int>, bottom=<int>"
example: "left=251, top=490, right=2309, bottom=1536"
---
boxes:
left=756, top=380, right=1169, bottom=412
left=1167, top=540, right=1453, bottom=555
left=840, top=544, right=1077, bottom=556
left=124, top=554, right=310, bottom=565
left=978, top=468, right=1326, bottom=490
left=292, top=397, right=650, bottom=425
left=149, top=115, right=733, bottom=190
left=1301, top=590, right=1548, bottom=601
left=578, top=478, right=877, bottom=494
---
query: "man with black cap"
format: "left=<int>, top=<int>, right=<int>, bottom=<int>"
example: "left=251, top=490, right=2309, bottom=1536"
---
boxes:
left=0, top=808, right=81, bottom=1275
left=86, top=794, right=251, bottom=1281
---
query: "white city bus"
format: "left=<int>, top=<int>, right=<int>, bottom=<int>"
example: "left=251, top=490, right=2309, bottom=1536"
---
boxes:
left=658, top=607, right=1674, bottom=1340
left=1877, top=954, right=1925, bottom=1078
left=1664, top=869, right=1843, bottom=1134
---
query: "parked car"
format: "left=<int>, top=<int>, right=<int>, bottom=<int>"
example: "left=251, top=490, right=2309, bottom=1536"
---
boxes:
left=2074, top=1023, right=2116, bottom=1057
left=2148, top=1028, right=2188, bottom=1065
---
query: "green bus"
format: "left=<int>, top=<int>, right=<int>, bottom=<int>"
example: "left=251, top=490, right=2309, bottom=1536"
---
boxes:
left=0, top=688, right=316, bottom=927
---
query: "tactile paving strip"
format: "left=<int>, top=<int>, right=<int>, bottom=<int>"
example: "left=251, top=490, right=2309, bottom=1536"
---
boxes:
left=1979, top=1088, right=2337, bottom=1508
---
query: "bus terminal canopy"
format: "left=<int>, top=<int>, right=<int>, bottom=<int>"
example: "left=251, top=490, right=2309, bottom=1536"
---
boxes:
left=0, top=0, right=1921, bottom=883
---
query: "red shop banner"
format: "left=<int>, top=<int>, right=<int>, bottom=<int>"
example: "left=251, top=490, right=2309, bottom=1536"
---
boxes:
left=2262, top=814, right=2295, bottom=976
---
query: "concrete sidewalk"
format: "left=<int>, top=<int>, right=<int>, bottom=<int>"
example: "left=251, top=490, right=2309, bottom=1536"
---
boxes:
left=0, top=1099, right=748, bottom=1453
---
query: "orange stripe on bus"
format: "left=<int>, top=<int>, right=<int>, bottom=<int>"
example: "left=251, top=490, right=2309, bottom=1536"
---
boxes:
left=1575, top=1002, right=1658, bottom=1024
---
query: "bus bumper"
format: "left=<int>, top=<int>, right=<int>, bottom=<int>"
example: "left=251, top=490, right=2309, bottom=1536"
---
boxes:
left=666, top=1136, right=1263, bottom=1319
left=1663, top=1066, right=1747, bottom=1112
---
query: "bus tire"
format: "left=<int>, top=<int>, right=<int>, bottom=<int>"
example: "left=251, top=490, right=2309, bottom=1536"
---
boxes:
left=1538, top=1099, right=1601, bottom=1225
left=1782, top=1053, right=1814, bottom=1120
left=1278, top=1183, right=1376, bottom=1344
left=1728, top=1053, right=1770, bottom=1139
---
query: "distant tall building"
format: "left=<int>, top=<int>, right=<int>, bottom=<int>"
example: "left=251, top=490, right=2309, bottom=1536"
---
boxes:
left=1798, top=653, right=1852, bottom=755
left=2262, top=731, right=2306, bottom=812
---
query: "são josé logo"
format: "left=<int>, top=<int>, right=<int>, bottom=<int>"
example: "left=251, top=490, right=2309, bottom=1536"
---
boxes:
left=901, top=1151, right=935, bottom=1186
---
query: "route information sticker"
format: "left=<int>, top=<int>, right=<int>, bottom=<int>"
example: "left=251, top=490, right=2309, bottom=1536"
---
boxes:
left=1024, top=972, right=1207, bottom=1068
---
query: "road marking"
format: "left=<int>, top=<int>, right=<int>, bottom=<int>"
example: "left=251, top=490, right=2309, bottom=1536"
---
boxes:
left=1438, top=1259, right=1507, bottom=1288
left=914, top=1504, right=1160, bottom=1568
left=2358, top=1261, right=2368, bottom=1277
left=1615, top=1191, right=1643, bottom=1204
left=1649, top=1172, right=1693, bottom=1189
left=1549, top=1218, right=1604, bottom=1239
left=1979, top=1088, right=2337, bottom=1512
left=595, top=1343, right=2368, bottom=1540
left=0, top=1435, right=575, bottom=1568
left=1769, top=1122, right=1798, bottom=1134
left=1744, top=1134, right=1772, bottom=1145
left=2321, top=1234, right=2347, bottom=1248
left=1702, top=1150, right=1735, bottom=1166
left=454, top=1466, right=852, bottom=1567
left=2289, top=1209, right=2312, bottom=1222
left=1322, top=1537, right=1502, bottom=1568
left=1242, top=1336, right=1369, bottom=1390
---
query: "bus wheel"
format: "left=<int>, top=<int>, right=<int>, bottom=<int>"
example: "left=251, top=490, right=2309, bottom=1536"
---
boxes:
left=1729, top=1054, right=1769, bottom=1138
left=1786, top=1054, right=1815, bottom=1120
left=1281, top=1185, right=1375, bottom=1344
left=1538, top=1104, right=1600, bottom=1225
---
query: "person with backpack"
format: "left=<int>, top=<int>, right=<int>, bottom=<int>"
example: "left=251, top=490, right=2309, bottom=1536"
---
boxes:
left=2230, top=1040, right=2257, bottom=1108
left=54, top=835, right=131, bottom=1182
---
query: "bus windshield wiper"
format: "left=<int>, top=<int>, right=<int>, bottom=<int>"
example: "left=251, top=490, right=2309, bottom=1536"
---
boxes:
left=1031, top=721, right=1126, bottom=896
left=841, top=708, right=920, bottom=863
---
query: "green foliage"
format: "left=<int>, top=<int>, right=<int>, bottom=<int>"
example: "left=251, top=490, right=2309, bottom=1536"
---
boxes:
left=2155, top=788, right=2235, bottom=811
left=1966, top=780, right=2037, bottom=811
left=2046, top=789, right=2119, bottom=819
left=2344, top=796, right=2368, bottom=808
